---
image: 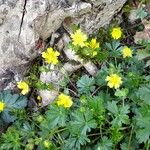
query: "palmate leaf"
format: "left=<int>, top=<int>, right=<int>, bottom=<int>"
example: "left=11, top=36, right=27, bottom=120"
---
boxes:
left=136, top=128, right=150, bottom=144
left=107, top=101, right=130, bottom=127
left=0, top=90, right=27, bottom=123
left=1, top=110, right=16, bottom=123
left=135, top=105, right=150, bottom=143
left=44, top=105, right=69, bottom=129
left=115, top=88, right=129, bottom=98
left=0, top=90, right=27, bottom=108
left=136, top=8, right=148, bottom=19
left=95, top=68, right=108, bottom=86
left=20, top=122, right=36, bottom=138
left=86, top=96, right=105, bottom=125
left=146, top=60, right=150, bottom=67
left=77, top=75, right=95, bottom=94
left=105, top=41, right=121, bottom=57
left=137, top=84, right=150, bottom=105
left=87, top=96, right=105, bottom=115
left=64, top=110, right=94, bottom=150
left=136, top=43, right=150, bottom=67
left=64, top=135, right=90, bottom=150
left=70, top=110, right=97, bottom=135
left=96, top=136, right=113, bottom=150
left=137, top=49, right=150, bottom=60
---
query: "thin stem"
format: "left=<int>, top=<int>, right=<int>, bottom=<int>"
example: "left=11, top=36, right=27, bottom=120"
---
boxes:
left=68, top=88, right=78, bottom=97
left=53, top=128, right=67, bottom=135
left=90, top=136, right=101, bottom=144
left=92, top=86, right=101, bottom=96
left=61, top=66, right=78, bottom=92
left=53, top=134, right=62, bottom=145
left=57, top=133, right=64, bottom=145
left=114, top=57, right=118, bottom=68
left=100, top=125, right=103, bottom=139
left=146, top=140, right=150, bottom=150
left=122, top=98, right=125, bottom=107
left=88, top=133, right=102, bottom=137
left=128, top=126, right=133, bottom=150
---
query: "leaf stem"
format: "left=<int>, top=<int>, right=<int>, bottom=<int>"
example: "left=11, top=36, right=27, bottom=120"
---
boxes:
left=128, top=125, right=133, bottom=150
left=146, top=140, right=150, bottom=150
left=122, top=98, right=125, bottom=107
left=100, top=125, right=103, bottom=139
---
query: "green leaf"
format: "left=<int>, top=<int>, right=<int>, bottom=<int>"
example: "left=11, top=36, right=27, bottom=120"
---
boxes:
left=87, top=96, right=105, bottom=125
left=110, top=127, right=123, bottom=143
left=136, top=8, right=148, bottom=19
left=21, top=122, right=36, bottom=139
left=38, top=66, right=49, bottom=72
left=0, top=127, right=21, bottom=150
left=77, top=75, right=95, bottom=94
left=115, top=88, right=129, bottom=98
left=137, top=84, right=150, bottom=105
left=44, top=105, right=69, bottom=129
left=145, top=60, right=150, bottom=67
left=95, top=68, right=108, bottom=86
left=135, top=105, right=150, bottom=143
left=107, top=101, right=118, bottom=115
left=1, top=110, right=16, bottom=123
left=0, top=90, right=27, bottom=123
left=64, top=135, right=90, bottom=150
left=96, top=136, right=113, bottom=150
left=120, top=143, right=128, bottom=150
left=70, top=110, right=97, bottom=135
left=136, top=128, right=150, bottom=144
left=107, top=101, right=130, bottom=127
left=105, top=41, right=121, bottom=51
left=137, top=49, right=150, bottom=60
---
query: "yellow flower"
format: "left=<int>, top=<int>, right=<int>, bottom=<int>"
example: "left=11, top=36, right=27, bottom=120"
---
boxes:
left=105, top=74, right=122, bottom=89
left=71, top=29, right=87, bottom=47
left=17, top=81, right=29, bottom=95
left=0, top=101, right=5, bottom=112
left=87, top=38, right=100, bottom=49
left=42, top=48, right=60, bottom=64
left=56, top=93, right=73, bottom=108
left=111, top=27, right=122, bottom=39
left=43, top=140, right=51, bottom=148
left=122, top=47, right=132, bottom=58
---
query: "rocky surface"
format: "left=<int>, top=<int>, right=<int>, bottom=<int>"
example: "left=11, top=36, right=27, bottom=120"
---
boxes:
left=0, top=0, right=127, bottom=90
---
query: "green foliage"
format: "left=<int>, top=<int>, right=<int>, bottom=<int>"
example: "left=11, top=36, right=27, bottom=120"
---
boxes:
left=137, top=84, right=150, bottom=105
left=96, top=136, right=113, bottom=150
left=85, top=96, right=105, bottom=125
left=42, top=105, right=69, bottom=129
left=95, top=68, right=108, bottom=86
left=27, top=73, right=53, bottom=90
left=1, top=20, right=150, bottom=150
left=137, top=41, right=150, bottom=67
left=0, top=90, right=27, bottom=123
left=107, top=101, right=130, bottom=127
left=70, top=110, right=97, bottom=135
left=64, top=134, right=90, bottom=150
left=135, top=105, right=150, bottom=143
left=77, top=75, right=95, bottom=94
left=115, top=88, right=129, bottom=98
left=0, top=127, right=22, bottom=150
left=136, top=8, right=148, bottom=19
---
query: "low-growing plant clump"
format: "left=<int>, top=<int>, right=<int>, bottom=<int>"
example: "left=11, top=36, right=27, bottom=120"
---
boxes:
left=0, top=4, right=150, bottom=150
